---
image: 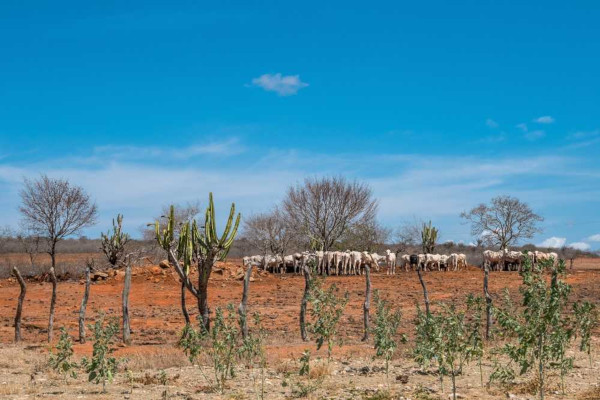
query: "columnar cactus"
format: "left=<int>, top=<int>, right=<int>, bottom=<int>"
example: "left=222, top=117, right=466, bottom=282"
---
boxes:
left=421, top=220, right=438, bottom=254
left=155, top=193, right=241, bottom=330
left=100, top=214, right=130, bottom=267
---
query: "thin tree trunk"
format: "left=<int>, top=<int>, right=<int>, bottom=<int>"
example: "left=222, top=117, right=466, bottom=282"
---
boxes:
left=122, top=260, right=132, bottom=345
left=300, top=264, right=311, bottom=341
left=13, top=266, right=26, bottom=343
left=362, top=265, right=371, bottom=341
left=181, top=279, right=190, bottom=325
left=48, top=249, right=57, bottom=343
left=79, top=262, right=91, bottom=343
left=417, top=265, right=430, bottom=315
left=483, top=265, right=493, bottom=340
left=238, top=265, right=253, bottom=338
left=198, top=262, right=212, bottom=332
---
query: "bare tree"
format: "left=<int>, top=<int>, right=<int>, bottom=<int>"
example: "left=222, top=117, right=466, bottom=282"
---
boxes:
left=396, top=217, right=424, bottom=247
left=242, top=208, right=296, bottom=256
left=460, top=195, right=543, bottom=250
left=282, top=176, right=378, bottom=251
left=19, top=175, right=97, bottom=342
left=16, top=228, right=42, bottom=268
left=339, top=219, right=391, bottom=252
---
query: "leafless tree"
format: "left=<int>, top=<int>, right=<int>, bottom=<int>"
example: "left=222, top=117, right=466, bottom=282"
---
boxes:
left=242, top=208, right=296, bottom=256
left=396, top=217, right=424, bottom=247
left=460, top=195, right=543, bottom=250
left=19, top=175, right=97, bottom=342
left=339, top=219, right=391, bottom=252
left=16, top=228, right=42, bottom=267
left=282, top=176, right=378, bottom=251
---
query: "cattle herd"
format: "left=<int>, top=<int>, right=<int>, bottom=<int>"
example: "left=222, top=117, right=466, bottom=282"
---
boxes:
left=483, top=249, right=558, bottom=271
left=242, top=249, right=468, bottom=275
left=243, top=248, right=562, bottom=275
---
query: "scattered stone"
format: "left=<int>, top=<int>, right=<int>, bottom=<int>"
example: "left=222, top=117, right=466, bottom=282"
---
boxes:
left=91, top=271, right=108, bottom=281
left=159, top=260, right=170, bottom=269
left=396, top=374, right=409, bottom=383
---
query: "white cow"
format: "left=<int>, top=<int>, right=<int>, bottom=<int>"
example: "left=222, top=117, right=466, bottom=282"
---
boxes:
left=349, top=251, right=363, bottom=275
left=425, top=254, right=441, bottom=271
left=385, top=250, right=397, bottom=274
left=483, top=250, right=503, bottom=271
left=458, top=253, right=467, bottom=270
left=399, top=254, right=411, bottom=272
left=448, top=253, right=459, bottom=271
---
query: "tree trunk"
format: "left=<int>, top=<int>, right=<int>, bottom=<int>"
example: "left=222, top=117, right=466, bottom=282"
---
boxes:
left=48, top=248, right=57, bottom=343
left=13, top=266, right=26, bottom=343
left=238, top=265, right=253, bottom=338
left=181, top=279, right=191, bottom=325
left=417, top=265, right=430, bottom=315
left=362, top=265, right=371, bottom=341
left=79, top=262, right=91, bottom=343
left=483, top=265, right=493, bottom=340
left=300, top=264, right=311, bottom=341
left=122, top=260, right=132, bottom=345
left=198, top=261, right=212, bottom=332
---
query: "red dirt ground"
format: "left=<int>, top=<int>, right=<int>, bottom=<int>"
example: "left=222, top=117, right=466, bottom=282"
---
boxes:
left=1, top=256, right=599, bottom=360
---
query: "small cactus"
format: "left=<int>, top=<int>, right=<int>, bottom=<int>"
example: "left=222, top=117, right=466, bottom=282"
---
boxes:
left=100, top=214, right=130, bottom=267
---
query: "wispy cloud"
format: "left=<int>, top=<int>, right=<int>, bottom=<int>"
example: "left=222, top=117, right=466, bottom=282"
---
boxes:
left=249, top=73, right=308, bottom=96
left=525, top=130, right=546, bottom=141
left=588, top=234, right=600, bottom=242
left=538, top=237, right=566, bottom=248
left=516, top=123, right=528, bottom=132
left=534, top=115, right=555, bottom=124
left=565, top=130, right=600, bottom=149
left=569, top=242, right=590, bottom=251
left=486, top=119, right=499, bottom=128
left=93, top=139, right=244, bottom=161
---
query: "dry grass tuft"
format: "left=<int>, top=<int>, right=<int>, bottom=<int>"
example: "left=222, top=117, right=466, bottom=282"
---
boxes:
left=126, top=347, right=190, bottom=371
left=578, top=385, right=600, bottom=400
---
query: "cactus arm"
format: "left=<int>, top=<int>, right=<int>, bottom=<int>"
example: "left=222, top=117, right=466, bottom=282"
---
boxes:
left=222, top=213, right=241, bottom=249
left=219, top=203, right=236, bottom=245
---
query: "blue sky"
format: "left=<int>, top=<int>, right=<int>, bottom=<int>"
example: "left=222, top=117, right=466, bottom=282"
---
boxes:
left=1, top=1, right=599, bottom=250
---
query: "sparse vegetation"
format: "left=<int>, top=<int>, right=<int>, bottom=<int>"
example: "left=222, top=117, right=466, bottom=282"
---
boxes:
left=371, top=290, right=404, bottom=386
left=81, top=314, right=122, bottom=393
left=48, top=327, right=78, bottom=380
left=492, top=258, right=598, bottom=399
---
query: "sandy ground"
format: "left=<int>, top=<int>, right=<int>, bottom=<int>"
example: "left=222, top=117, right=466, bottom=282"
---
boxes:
left=1, top=256, right=599, bottom=399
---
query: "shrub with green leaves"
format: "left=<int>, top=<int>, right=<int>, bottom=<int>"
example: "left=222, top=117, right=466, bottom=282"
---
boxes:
left=307, top=278, right=349, bottom=361
left=48, top=327, right=78, bottom=379
left=239, top=312, right=268, bottom=400
left=81, top=314, right=121, bottom=393
left=413, top=301, right=481, bottom=400
left=178, top=304, right=240, bottom=393
left=372, top=290, right=404, bottom=384
left=491, top=258, right=597, bottom=400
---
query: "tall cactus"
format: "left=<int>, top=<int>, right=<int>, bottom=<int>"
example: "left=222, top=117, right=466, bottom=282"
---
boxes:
left=421, top=220, right=438, bottom=254
left=155, top=193, right=241, bottom=331
left=100, top=214, right=130, bottom=267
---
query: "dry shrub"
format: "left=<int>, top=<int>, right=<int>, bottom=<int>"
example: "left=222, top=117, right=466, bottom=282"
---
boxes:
left=308, top=359, right=331, bottom=380
left=126, top=347, right=191, bottom=371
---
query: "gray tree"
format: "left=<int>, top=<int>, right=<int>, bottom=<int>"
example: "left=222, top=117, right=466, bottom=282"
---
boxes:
left=460, top=195, right=543, bottom=250
left=339, top=219, right=391, bottom=252
left=282, top=176, right=378, bottom=251
left=242, top=208, right=296, bottom=256
left=19, top=175, right=97, bottom=342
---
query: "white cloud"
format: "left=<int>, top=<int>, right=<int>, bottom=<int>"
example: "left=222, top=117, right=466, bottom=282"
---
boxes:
left=516, top=123, right=528, bottom=132
left=249, top=73, right=308, bottom=96
left=93, top=139, right=244, bottom=160
left=525, top=130, right=545, bottom=141
left=486, top=119, right=499, bottom=128
left=569, top=242, right=590, bottom=251
left=588, top=234, right=600, bottom=242
left=538, top=237, right=566, bottom=248
left=534, top=116, right=555, bottom=124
